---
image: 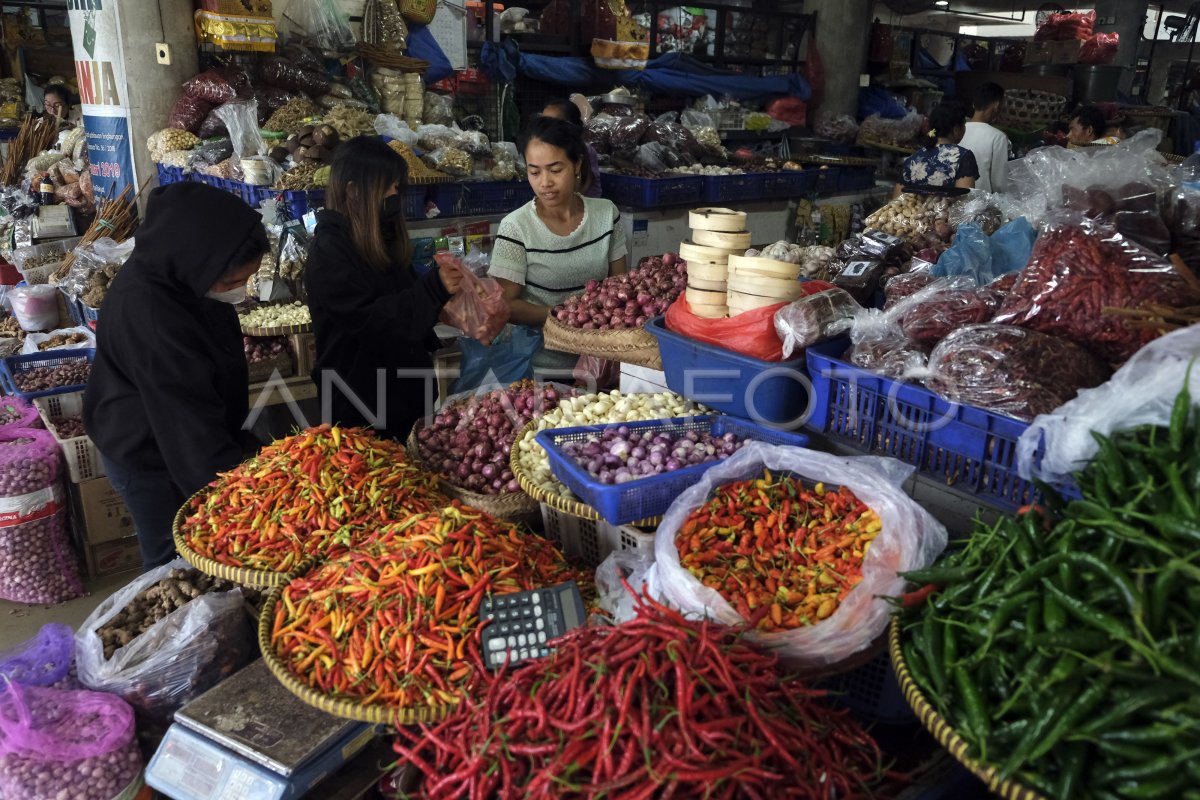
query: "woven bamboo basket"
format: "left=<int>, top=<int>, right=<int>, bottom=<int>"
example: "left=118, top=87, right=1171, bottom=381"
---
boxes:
left=542, top=316, right=663, bottom=370
left=241, top=321, right=312, bottom=337
left=257, top=583, right=459, bottom=726
left=172, top=492, right=291, bottom=588
left=405, top=421, right=540, bottom=522
left=889, top=619, right=1048, bottom=800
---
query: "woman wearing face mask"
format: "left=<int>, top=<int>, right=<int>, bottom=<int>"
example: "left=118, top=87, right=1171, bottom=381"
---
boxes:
left=305, top=136, right=463, bottom=441
left=489, top=116, right=627, bottom=378
left=84, top=182, right=269, bottom=569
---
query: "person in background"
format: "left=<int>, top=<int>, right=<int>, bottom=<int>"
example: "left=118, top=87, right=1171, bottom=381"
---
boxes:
left=899, top=103, right=979, bottom=191
left=959, top=82, right=1010, bottom=193
left=540, top=98, right=602, bottom=198
left=1102, top=116, right=1128, bottom=143
left=489, top=115, right=627, bottom=377
left=1068, top=105, right=1110, bottom=146
left=41, top=84, right=78, bottom=128
left=84, top=183, right=269, bottom=570
left=306, top=136, right=463, bottom=442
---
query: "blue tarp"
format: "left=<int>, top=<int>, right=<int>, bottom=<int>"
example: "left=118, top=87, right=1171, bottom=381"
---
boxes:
left=480, top=40, right=811, bottom=103
left=407, top=24, right=454, bottom=85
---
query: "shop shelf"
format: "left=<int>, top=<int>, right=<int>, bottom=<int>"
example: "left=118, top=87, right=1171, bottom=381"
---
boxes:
left=536, top=415, right=808, bottom=525
left=646, top=315, right=846, bottom=428
left=761, top=169, right=818, bottom=199
left=538, top=503, right=655, bottom=569
left=600, top=173, right=704, bottom=209
left=0, top=350, right=94, bottom=401
left=701, top=172, right=765, bottom=203
left=34, top=392, right=104, bottom=482
left=836, top=165, right=879, bottom=193
left=431, top=181, right=533, bottom=217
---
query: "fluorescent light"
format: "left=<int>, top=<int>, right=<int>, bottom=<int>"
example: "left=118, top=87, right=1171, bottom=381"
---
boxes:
left=934, top=1, right=949, bottom=5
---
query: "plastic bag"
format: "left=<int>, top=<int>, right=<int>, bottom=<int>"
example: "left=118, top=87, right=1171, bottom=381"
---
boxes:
left=665, top=295, right=787, bottom=361
left=189, top=137, right=234, bottom=169
left=198, top=109, right=228, bottom=139
left=0, top=683, right=143, bottom=800
left=215, top=100, right=265, bottom=162
left=9, top=285, right=58, bottom=331
left=416, top=123, right=460, bottom=152
left=583, top=115, right=618, bottom=155
left=437, top=253, right=509, bottom=344
left=61, top=237, right=134, bottom=305
left=451, top=324, right=543, bottom=394
left=813, top=109, right=858, bottom=144
left=423, top=92, right=455, bottom=126
left=609, top=114, right=651, bottom=153
left=22, top=326, right=95, bottom=355
left=774, top=287, right=860, bottom=358
left=1035, top=10, right=1095, bottom=41
left=1166, top=186, right=1200, bottom=266
left=766, top=97, right=807, bottom=128
left=642, top=444, right=947, bottom=667
left=922, top=324, right=1111, bottom=421
left=1017, top=325, right=1200, bottom=484
left=75, top=558, right=253, bottom=740
left=182, top=68, right=239, bottom=105
left=286, top=0, right=355, bottom=51
left=0, top=396, right=41, bottom=431
left=596, top=548, right=655, bottom=623
left=168, top=94, right=212, bottom=135
left=0, top=623, right=73, bottom=687
left=1079, top=32, right=1119, bottom=65
left=572, top=354, right=619, bottom=391
left=0, top=428, right=83, bottom=605
left=931, top=219, right=1034, bottom=285
left=896, top=277, right=997, bottom=347
left=258, top=57, right=331, bottom=97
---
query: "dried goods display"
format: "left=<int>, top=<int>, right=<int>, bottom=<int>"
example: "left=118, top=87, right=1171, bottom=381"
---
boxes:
left=13, top=360, right=91, bottom=393
left=563, top=424, right=745, bottom=485
left=35, top=332, right=90, bottom=351
left=49, top=417, right=85, bottom=439
left=864, top=193, right=958, bottom=250
left=239, top=302, right=311, bottom=330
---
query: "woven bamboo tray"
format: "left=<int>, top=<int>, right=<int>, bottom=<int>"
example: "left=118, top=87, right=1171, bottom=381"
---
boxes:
left=858, top=139, right=917, bottom=156
left=889, top=619, right=1048, bottom=800
left=257, top=583, right=458, bottom=727
left=406, top=421, right=539, bottom=522
left=241, top=321, right=312, bottom=337
left=172, top=492, right=291, bottom=588
left=542, top=317, right=663, bottom=370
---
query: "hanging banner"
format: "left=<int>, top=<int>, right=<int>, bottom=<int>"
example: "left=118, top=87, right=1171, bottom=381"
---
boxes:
left=67, top=0, right=136, bottom=197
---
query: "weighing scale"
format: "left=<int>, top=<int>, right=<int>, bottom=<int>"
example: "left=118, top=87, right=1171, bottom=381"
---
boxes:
left=146, top=659, right=377, bottom=800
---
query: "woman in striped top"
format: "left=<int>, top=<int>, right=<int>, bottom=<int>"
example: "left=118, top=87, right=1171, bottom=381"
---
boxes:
left=489, top=115, right=628, bottom=377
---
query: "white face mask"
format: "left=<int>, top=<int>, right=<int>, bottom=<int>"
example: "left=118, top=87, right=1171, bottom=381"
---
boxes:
left=205, top=286, right=247, bottom=305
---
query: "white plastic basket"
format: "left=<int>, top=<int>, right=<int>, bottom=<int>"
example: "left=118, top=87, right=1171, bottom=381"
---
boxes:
left=539, top=503, right=655, bottom=568
left=33, top=391, right=104, bottom=483
left=12, top=237, right=80, bottom=285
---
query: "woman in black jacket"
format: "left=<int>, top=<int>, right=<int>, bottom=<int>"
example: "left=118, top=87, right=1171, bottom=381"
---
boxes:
left=84, top=182, right=269, bottom=569
left=305, top=136, right=462, bottom=440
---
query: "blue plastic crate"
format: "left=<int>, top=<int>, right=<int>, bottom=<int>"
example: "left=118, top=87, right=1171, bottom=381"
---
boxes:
left=805, top=348, right=1058, bottom=512
left=79, top=303, right=98, bottom=330
left=702, top=173, right=765, bottom=203
left=817, top=650, right=914, bottom=725
left=837, top=165, right=878, bottom=193
left=255, top=188, right=326, bottom=221
left=536, top=415, right=809, bottom=525
left=645, top=316, right=846, bottom=429
left=812, top=166, right=842, bottom=196
left=818, top=143, right=868, bottom=158
left=155, top=163, right=188, bottom=186
left=432, top=181, right=533, bottom=217
left=0, top=350, right=94, bottom=401
left=601, top=173, right=704, bottom=208
left=761, top=169, right=818, bottom=199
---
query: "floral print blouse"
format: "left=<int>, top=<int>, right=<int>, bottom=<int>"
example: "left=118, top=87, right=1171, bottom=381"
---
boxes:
left=902, top=144, right=980, bottom=187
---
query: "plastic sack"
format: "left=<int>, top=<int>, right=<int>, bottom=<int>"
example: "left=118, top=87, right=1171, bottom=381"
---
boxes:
left=813, top=109, right=859, bottom=144
left=1035, top=10, right=1095, bottom=41
left=215, top=99, right=265, bottom=162
left=1079, top=32, right=1119, bottom=65
left=609, top=114, right=651, bottom=153
left=9, top=285, right=58, bottom=331
left=0, top=623, right=73, bottom=687
left=61, top=237, right=134, bottom=305
left=75, top=559, right=253, bottom=740
left=198, top=109, right=228, bottom=139
left=375, top=114, right=419, bottom=146
left=642, top=444, right=947, bottom=667
left=0, top=397, right=41, bottom=431
left=774, top=288, right=860, bottom=358
left=921, top=324, right=1111, bottom=421
left=896, top=277, right=998, bottom=347
left=0, top=428, right=83, bottom=605
left=21, top=326, right=95, bottom=355
left=931, top=219, right=1034, bottom=285
left=0, top=683, right=143, bottom=800
left=182, top=68, right=239, bottom=105
left=257, top=57, right=331, bottom=97
left=596, top=548, right=655, bottom=623
left=416, top=123, right=460, bottom=152
left=766, top=97, right=807, bottom=128
left=665, top=295, right=787, bottom=362
left=451, top=324, right=542, bottom=395
left=583, top=115, right=618, bottom=155
left=168, top=94, right=212, bottom=135
left=189, top=137, right=233, bottom=169
left=437, top=253, right=509, bottom=344
left=1018, top=325, right=1200, bottom=484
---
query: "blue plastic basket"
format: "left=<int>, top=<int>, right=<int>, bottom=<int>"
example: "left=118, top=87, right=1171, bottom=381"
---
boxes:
left=818, top=143, right=868, bottom=158
left=0, top=350, right=94, bottom=401
left=155, top=163, right=188, bottom=186
left=702, top=173, right=765, bottom=203
left=432, top=181, right=533, bottom=217
left=536, top=415, right=809, bottom=525
left=805, top=348, right=1061, bottom=512
left=836, top=165, right=878, bottom=193
left=817, top=650, right=914, bottom=724
left=761, top=169, right=818, bottom=199
left=645, top=316, right=846, bottom=429
left=812, top=166, right=842, bottom=196
left=600, top=173, right=704, bottom=208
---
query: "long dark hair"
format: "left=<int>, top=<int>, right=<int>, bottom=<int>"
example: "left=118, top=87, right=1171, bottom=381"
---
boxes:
left=519, top=115, right=591, bottom=195
left=926, top=103, right=967, bottom=146
left=325, top=136, right=412, bottom=271
left=543, top=98, right=583, bottom=127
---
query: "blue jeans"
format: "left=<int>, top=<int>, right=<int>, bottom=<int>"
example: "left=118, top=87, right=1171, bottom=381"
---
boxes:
left=101, top=455, right=185, bottom=571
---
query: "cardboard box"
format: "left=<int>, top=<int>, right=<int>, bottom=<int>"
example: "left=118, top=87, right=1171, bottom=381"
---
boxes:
left=68, top=476, right=135, bottom=545
left=82, top=534, right=143, bottom=578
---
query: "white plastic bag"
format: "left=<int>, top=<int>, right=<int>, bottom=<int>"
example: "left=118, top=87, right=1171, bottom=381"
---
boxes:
left=374, top=113, right=419, bottom=145
left=9, top=285, right=59, bottom=331
left=21, top=326, right=95, bottom=355
left=596, top=548, right=654, bottom=623
left=642, top=443, right=947, bottom=668
left=1017, top=325, right=1200, bottom=484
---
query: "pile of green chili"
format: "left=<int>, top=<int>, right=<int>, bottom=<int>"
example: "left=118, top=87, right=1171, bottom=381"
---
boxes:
left=899, top=377, right=1200, bottom=799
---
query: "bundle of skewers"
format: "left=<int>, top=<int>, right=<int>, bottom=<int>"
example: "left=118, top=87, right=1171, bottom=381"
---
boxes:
left=0, top=115, right=59, bottom=185
left=52, top=185, right=141, bottom=281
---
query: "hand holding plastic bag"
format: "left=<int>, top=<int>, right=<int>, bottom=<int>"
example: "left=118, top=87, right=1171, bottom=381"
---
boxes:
left=640, top=444, right=947, bottom=668
left=437, top=252, right=509, bottom=344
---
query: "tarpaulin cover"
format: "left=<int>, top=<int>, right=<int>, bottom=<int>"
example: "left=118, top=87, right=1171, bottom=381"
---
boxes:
left=407, top=24, right=454, bottom=85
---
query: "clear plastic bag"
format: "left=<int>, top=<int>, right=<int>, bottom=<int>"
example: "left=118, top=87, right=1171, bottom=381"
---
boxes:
left=922, top=324, right=1111, bottom=421
left=61, top=237, right=134, bottom=304
left=189, top=137, right=234, bottom=169
left=1017, top=325, right=1200, bottom=484
left=609, top=114, right=652, bottom=153
left=583, top=115, right=618, bottom=155
left=215, top=100, right=266, bottom=162
left=75, top=558, right=253, bottom=739
left=423, top=92, right=455, bottom=126
left=642, top=444, right=947, bottom=667
left=182, top=69, right=239, bottom=105
left=596, top=548, right=654, bottom=623
left=774, top=287, right=860, bottom=358
left=258, top=56, right=331, bottom=97
left=374, top=114, right=419, bottom=145
left=168, top=94, right=212, bottom=135
left=896, top=277, right=997, bottom=347
left=22, top=326, right=95, bottom=355
left=285, top=0, right=355, bottom=51
left=9, top=285, right=58, bottom=331
left=416, top=123, right=460, bottom=152
left=813, top=109, right=859, bottom=144
left=0, top=623, right=73, bottom=687
left=436, top=253, right=509, bottom=344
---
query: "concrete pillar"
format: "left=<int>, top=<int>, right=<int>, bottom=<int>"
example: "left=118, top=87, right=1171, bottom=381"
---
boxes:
left=1093, top=0, right=1150, bottom=95
left=803, top=0, right=872, bottom=119
left=113, top=0, right=199, bottom=195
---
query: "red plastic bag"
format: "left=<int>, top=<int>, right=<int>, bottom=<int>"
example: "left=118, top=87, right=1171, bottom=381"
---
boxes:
left=437, top=253, right=510, bottom=345
left=665, top=282, right=836, bottom=362
left=573, top=355, right=619, bottom=392
left=1035, top=10, right=1095, bottom=42
left=766, top=97, right=807, bottom=128
left=1079, top=32, right=1120, bottom=65
left=806, top=35, right=825, bottom=101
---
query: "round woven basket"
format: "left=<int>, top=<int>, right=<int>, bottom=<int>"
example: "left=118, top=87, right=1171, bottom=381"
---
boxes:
left=889, top=619, right=1048, bottom=800
left=257, top=584, right=458, bottom=726
left=405, top=421, right=540, bottom=522
left=172, top=492, right=291, bottom=588
left=241, top=321, right=312, bottom=337
left=542, top=317, right=663, bottom=370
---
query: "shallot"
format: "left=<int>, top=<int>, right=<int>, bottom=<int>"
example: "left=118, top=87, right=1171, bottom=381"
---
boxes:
left=551, top=252, right=686, bottom=330
left=562, top=425, right=744, bottom=484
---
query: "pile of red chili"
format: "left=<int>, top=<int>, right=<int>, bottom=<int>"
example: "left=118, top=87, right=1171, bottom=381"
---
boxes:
left=183, top=425, right=444, bottom=573
left=393, top=596, right=890, bottom=799
left=677, top=471, right=880, bottom=631
left=268, top=502, right=589, bottom=716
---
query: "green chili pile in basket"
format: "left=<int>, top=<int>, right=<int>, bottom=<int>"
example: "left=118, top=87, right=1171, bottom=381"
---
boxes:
left=899, top=375, right=1200, bottom=799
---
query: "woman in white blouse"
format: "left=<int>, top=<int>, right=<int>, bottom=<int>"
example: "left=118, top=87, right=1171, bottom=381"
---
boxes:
left=488, top=115, right=628, bottom=377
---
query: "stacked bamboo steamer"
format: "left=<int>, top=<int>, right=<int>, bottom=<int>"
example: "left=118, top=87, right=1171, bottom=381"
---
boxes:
left=681, top=208, right=750, bottom=319
left=726, top=250, right=805, bottom=316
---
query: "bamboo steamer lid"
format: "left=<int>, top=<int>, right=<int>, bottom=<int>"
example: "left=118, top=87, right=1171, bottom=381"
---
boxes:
left=687, top=262, right=729, bottom=282
left=689, top=207, right=748, bottom=233
left=727, top=254, right=802, bottom=279
left=692, top=228, right=752, bottom=250
left=727, top=280, right=804, bottom=305
left=690, top=302, right=729, bottom=319
left=686, top=286, right=728, bottom=307
left=727, top=291, right=787, bottom=313
left=687, top=276, right=728, bottom=292
left=680, top=240, right=741, bottom=264
left=727, top=271, right=804, bottom=300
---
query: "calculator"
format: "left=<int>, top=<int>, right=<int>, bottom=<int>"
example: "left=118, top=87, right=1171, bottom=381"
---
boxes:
left=479, top=581, right=586, bottom=669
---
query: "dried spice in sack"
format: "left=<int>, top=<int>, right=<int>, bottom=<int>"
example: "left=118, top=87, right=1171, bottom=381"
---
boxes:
left=898, top=287, right=998, bottom=347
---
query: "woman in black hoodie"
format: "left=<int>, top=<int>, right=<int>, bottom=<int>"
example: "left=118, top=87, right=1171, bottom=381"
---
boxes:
left=306, top=136, right=462, bottom=440
left=84, top=182, right=269, bottom=569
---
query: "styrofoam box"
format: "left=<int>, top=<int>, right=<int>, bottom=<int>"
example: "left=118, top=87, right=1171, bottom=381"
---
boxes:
left=619, top=363, right=669, bottom=395
left=539, top=503, right=655, bottom=569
